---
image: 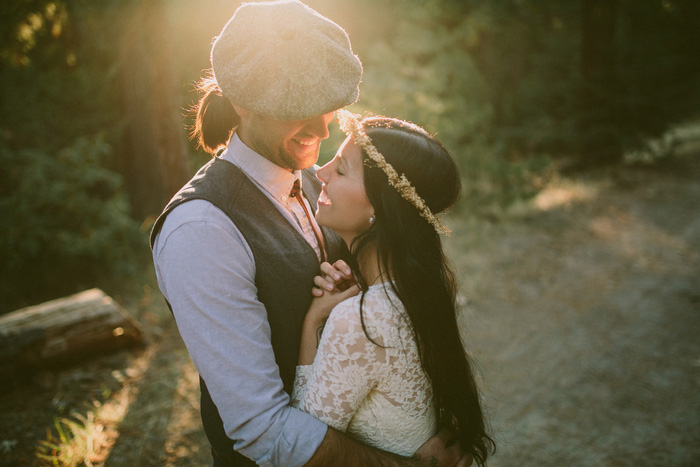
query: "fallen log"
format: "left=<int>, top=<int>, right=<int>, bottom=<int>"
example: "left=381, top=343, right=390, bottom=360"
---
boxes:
left=0, top=288, right=144, bottom=378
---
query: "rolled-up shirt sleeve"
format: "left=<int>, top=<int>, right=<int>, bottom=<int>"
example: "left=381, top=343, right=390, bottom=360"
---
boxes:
left=152, top=200, right=327, bottom=467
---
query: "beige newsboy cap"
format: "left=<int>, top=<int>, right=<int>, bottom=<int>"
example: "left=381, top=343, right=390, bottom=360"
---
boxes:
left=211, top=0, right=362, bottom=121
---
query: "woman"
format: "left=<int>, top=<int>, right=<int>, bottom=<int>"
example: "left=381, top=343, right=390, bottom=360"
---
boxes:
left=291, top=111, right=495, bottom=465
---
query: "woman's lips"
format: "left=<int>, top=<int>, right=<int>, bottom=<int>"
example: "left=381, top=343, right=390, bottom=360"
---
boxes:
left=318, top=189, right=331, bottom=206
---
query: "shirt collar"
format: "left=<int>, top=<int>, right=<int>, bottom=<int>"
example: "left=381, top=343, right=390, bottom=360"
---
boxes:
left=221, top=133, right=301, bottom=203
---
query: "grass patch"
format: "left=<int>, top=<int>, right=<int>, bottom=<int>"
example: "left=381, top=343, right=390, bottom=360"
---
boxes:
left=37, top=412, right=101, bottom=467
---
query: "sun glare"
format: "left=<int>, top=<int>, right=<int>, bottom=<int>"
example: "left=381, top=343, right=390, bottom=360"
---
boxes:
left=534, top=181, right=598, bottom=211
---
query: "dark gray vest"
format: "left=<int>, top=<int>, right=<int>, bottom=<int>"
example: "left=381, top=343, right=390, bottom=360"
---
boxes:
left=150, top=157, right=345, bottom=466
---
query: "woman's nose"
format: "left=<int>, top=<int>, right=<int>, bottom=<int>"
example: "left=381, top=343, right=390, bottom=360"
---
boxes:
left=317, top=161, right=331, bottom=182
left=317, top=165, right=327, bottom=182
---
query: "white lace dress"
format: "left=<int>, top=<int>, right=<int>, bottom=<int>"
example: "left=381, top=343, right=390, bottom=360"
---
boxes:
left=291, top=283, right=436, bottom=456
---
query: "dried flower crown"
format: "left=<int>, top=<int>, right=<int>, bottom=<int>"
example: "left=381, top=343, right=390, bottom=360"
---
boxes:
left=337, top=110, right=451, bottom=235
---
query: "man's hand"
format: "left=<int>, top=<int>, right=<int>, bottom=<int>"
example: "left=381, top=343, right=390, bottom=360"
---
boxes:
left=414, top=428, right=473, bottom=467
left=306, top=427, right=473, bottom=467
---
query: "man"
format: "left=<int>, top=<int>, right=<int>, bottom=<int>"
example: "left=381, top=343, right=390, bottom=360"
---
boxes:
left=151, top=1, right=469, bottom=465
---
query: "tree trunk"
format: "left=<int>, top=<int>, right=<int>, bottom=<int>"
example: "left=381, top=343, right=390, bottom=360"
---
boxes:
left=119, top=0, right=190, bottom=220
left=0, top=289, right=144, bottom=380
left=577, top=0, right=621, bottom=168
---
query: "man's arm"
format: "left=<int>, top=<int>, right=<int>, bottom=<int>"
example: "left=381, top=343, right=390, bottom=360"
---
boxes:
left=153, top=201, right=326, bottom=466
left=307, top=428, right=471, bottom=467
left=308, top=428, right=419, bottom=466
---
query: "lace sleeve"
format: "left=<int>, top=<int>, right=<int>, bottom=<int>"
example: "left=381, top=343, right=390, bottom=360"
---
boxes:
left=291, top=297, right=390, bottom=432
left=291, top=364, right=311, bottom=407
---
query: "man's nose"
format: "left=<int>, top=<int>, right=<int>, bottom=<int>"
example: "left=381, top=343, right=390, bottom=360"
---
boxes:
left=305, top=112, right=334, bottom=139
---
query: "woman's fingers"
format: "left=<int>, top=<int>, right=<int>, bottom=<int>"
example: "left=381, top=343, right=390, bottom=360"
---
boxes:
left=314, top=260, right=358, bottom=297
left=319, top=262, right=341, bottom=282
left=314, top=275, right=336, bottom=292
left=320, top=261, right=353, bottom=280
left=312, top=280, right=360, bottom=302
left=332, top=260, right=353, bottom=277
left=317, top=261, right=357, bottom=292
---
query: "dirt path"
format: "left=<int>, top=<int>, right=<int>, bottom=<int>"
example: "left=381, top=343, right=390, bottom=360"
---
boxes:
left=447, top=155, right=700, bottom=466
left=1, top=154, right=698, bottom=466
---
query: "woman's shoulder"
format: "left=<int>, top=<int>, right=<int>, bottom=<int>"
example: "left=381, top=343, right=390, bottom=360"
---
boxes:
left=327, top=283, right=406, bottom=343
left=332, top=282, right=401, bottom=315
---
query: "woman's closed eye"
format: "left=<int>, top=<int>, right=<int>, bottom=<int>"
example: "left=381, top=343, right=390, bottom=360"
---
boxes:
left=336, top=156, right=350, bottom=176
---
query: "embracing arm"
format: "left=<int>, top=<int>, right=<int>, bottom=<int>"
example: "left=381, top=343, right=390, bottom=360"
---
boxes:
left=307, top=427, right=471, bottom=467
left=308, top=428, right=420, bottom=466
left=153, top=201, right=326, bottom=466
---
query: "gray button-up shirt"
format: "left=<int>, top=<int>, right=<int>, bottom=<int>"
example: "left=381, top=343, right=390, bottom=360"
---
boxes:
left=152, top=134, right=327, bottom=466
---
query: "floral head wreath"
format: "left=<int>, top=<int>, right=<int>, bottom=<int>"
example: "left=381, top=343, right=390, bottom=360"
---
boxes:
left=337, top=109, right=451, bottom=235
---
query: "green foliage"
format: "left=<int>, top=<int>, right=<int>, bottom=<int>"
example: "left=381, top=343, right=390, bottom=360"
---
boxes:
left=615, top=0, right=700, bottom=134
left=336, top=0, right=700, bottom=181
left=333, top=0, right=549, bottom=214
left=0, top=1, right=120, bottom=152
left=453, top=140, right=552, bottom=216
left=460, top=0, right=700, bottom=159
left=348, top=0, right=700, bottom=165
left=1, top=0, right=698, bottom=310
left=0, top=1, right=147, bottom=312
left=0, top=135, right=145, bottom=313
left=36, top=412, right=98, bottom=466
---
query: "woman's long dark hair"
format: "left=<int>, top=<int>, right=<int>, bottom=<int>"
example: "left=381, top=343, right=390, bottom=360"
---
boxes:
left=349, top=117, right=495, bottom=465
left=189, top=71, right=239, bottom=155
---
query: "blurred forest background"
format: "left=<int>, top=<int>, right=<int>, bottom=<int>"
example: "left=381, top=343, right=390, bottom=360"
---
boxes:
left=2, top=1, right=700, bottom=466
left=1, top=0, right=699, bottom=314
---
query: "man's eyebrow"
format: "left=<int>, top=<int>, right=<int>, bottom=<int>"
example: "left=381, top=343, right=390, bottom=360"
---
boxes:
left=338, top=154, right=349, bottom=169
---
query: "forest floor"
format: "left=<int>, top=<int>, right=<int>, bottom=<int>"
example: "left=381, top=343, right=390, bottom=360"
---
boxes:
left=1, top=150, right=699, bottom=466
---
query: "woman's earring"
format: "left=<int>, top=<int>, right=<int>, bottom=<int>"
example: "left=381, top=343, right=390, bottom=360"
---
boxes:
left=369, top=215, right=375, bottom=224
